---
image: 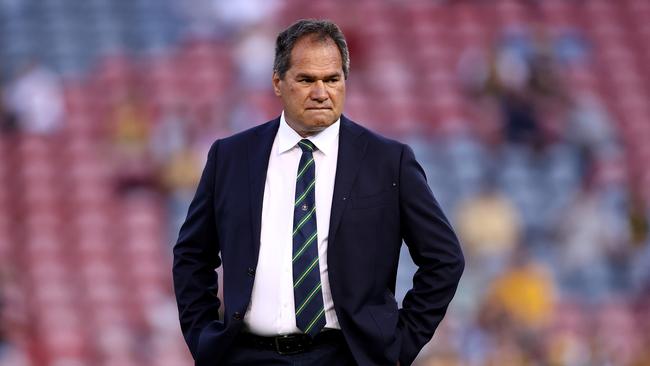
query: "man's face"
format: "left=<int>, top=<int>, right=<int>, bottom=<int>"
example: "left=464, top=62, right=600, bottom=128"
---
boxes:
left=272, top=36, right=346, bottom=137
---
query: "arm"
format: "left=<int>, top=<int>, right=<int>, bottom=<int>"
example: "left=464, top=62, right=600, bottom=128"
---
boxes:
left=172, top=141, right=222, bottom=360
left=397, top=145, right=464, bottom=366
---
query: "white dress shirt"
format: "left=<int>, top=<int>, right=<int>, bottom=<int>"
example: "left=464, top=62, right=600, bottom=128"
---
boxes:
left=243, top=112, right=341, bottom=335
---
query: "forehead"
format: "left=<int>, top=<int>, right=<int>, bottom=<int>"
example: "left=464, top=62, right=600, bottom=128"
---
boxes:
left=288, top=36, right=343, bottom=76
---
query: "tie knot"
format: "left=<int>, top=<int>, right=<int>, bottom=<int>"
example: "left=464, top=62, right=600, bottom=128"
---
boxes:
left=298, top=139, right=316, bottom=153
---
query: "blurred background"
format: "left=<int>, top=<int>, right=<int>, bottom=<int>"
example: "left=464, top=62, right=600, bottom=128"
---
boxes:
left=0, top=0, right=649, bottom=365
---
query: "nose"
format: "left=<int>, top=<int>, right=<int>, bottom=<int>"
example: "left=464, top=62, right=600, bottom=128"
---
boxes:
left=309, top=80, right=328, bottom=102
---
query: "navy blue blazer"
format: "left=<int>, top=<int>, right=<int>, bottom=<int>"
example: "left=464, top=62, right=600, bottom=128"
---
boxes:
left=172, top=115, right=464, bottom=366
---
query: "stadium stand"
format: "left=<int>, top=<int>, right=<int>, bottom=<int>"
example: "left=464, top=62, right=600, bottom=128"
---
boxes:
left=0, top=0, right=649, bottom=365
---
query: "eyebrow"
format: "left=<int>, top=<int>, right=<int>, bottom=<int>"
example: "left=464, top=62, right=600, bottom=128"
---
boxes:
left=295, top=72, right=342, bottom=80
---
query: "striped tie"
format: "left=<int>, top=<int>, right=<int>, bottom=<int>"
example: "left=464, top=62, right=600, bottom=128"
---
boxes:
left=292, top=139, right=325, bottom=337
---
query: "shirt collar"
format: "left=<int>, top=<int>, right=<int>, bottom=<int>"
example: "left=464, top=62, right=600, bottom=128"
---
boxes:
left=277, top=111, right=340, bottom=156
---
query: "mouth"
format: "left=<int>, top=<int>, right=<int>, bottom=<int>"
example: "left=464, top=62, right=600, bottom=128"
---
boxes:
left=306, top=107, right=332, bottom=110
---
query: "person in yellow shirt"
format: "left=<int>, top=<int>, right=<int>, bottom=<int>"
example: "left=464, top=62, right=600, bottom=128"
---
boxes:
left=484, top=250, right=555, bottom=330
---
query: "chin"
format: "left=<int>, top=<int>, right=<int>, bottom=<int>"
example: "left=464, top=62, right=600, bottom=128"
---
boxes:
left=314, top=119, right=335, bottom=128
left=313, top=113, right=338, bottom=124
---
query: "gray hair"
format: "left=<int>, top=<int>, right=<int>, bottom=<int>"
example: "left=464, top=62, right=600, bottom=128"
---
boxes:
left=273, top=19, right=350, bottom=80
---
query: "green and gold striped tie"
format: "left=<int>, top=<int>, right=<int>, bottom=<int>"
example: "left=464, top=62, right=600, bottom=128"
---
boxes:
left=292, top=139, right=325, bottom=337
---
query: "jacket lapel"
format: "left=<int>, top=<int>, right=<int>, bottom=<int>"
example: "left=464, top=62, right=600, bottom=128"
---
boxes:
left=327, top=115, right=367, bottom=251
left=247, top=118, right=280, bottom=256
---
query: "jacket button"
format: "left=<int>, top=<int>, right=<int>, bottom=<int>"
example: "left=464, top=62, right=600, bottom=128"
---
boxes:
left=247, top=267, right=255, bottom=277
left=233, top=312, right=242, bottom=320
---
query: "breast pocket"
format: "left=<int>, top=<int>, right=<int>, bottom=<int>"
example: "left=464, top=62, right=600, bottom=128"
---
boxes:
left=351, top=188, right=396, bottom=210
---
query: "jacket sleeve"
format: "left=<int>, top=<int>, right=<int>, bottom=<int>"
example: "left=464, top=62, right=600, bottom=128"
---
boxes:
left=397, top=144, right=464, bottom=366
left=172, top=140, right=222, bottom=360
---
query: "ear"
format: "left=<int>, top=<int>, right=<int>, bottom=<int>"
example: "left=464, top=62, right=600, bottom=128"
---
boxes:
left=272, top=72, right=282, bottom=97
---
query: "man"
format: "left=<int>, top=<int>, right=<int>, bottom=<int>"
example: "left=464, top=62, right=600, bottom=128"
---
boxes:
left=173, top=19, right=464, bottom=366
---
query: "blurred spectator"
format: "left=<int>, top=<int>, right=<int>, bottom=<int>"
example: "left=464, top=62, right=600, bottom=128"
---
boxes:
left=565, top=92, right=617, bottom=157
left=554, top=165, right=629, bottom=299
left=454, top=250, right=554, bottom=365
left=234, top=24, right=276, bottom=90
left=150, top=104, right=194, bottom=166
left=4, top=61, right=64, bottom=134
left=150, top=104, right=202, bottom=241
left=160, top=146, right=203, bottom=244
left=454, top=174, right=521, bottom=310
left=110, top=89, right=155, bottom=193
left=489, top=26, right=544, bottom=147
left=462, top=24, right=571, bottom=151
left=455, top=176, right=521, bottom=275
left=483, top=250, right=555, bottom=331
left=160, top=148, right=202, bottom=199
